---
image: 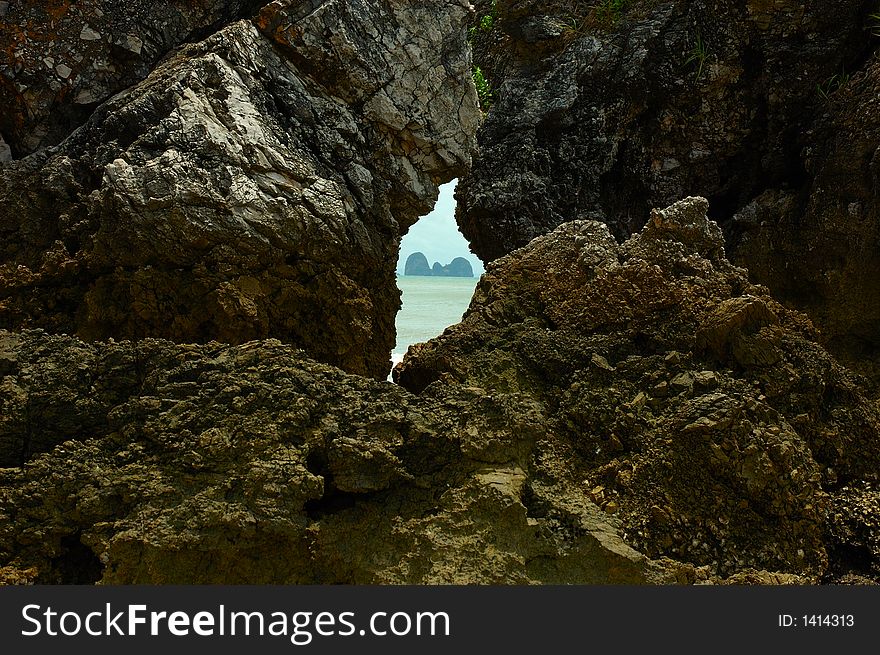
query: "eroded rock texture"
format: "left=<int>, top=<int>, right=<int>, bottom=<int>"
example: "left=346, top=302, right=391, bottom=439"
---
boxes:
left=0, top=0, right=480, bottom=378
left=461, top=0, right=880, bottom=372
left=1, top=199, right=877, bottom=584
left=735, top=55, right=880, bottom=376
left=397, top=197, right=880, bottom=580
left=0, top=1, right=268, bottom=157
left=0, top=329, right=679, bottom=584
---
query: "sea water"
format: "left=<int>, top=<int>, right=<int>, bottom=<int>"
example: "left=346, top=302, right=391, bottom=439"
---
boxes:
left=391, top=276, right=479, bottom=376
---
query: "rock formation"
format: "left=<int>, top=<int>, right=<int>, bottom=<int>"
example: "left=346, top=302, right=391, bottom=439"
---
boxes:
left=0, top=0, right=879, bottom=587
left=461, top=0, right=880, bottom=373
left=0, top=0, right=481, bottom=379
left=397, top=197, right=880, bottom=581
left=435, top=256, right=475, bottom=277
left=0, top=329, right=675, bottom=584
left=1, top=199, right=876, bottom=584
left=404, top=252, right=432, bottom=277
left=404, top=253, right=474, bottom=277
left=0, top=0, right=267, bottom=157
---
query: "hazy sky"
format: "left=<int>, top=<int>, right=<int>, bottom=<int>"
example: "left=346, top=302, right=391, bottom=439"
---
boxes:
left=397, top=181, right=485, bottom=275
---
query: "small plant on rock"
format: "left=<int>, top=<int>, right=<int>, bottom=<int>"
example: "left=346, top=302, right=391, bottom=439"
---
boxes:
left=472, top=66, right=494, bottom=112
left=468, top=1, right=498, bottom=41
left=816, top=70, right=851, bottom=102
left=685, top=31, right=709, bottom=82
left=868, top=12, right=880, bottom=37
left=595, top=0, right=628, bottom=25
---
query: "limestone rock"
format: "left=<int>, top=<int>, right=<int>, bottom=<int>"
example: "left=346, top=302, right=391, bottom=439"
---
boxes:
left=0, top=329, right=673, bottom=584
left=460, top=1, right=880, bottom=373
left=404, top=252, right=432, bottom=276
left=734, top=56, right=880, bottom=376
left=0, top=1, right=268, bottom=157
left=434, top=257, right=475, bottom=277
left=0, top=0, right=481, bottom=379
left=397, top=197, right=880, bottom=579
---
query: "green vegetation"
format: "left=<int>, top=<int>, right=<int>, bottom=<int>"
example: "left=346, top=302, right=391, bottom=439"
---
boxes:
left=816, top=70, right=851, bottom=102
left=468, top=1, right=498, bottom=41
left=559, top=0, right=630, bottom=35
left=685, top=32, right=709, bottom=82
left=869, top=12, right=880, bottom=37
left=595, top=0, right=629, bottom=24
left=560, top=15, right=586, bottom=35
left=472, top=66, right=493, bottom=111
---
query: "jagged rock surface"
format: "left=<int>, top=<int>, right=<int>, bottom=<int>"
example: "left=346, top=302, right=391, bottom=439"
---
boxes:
left=1, top=199, right=877, bottom=584
left=0, top=0, right=480, bottom=379
left=0, top=0, right=267, bottom=157
left=397, top=197, right=880, bottom=580
left=0, top=329, right=686, bottom=585
left=461, top=0, right=880, bottom=372
left=734, top=54, right=880, bottom=376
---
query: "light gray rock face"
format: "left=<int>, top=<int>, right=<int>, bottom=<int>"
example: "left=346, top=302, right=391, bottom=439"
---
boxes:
left=0, top=0, right=481, bottom=379
left=0, top=1, right=268, bottom=157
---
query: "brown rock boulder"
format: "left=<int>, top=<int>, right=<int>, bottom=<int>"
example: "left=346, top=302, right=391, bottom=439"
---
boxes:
left=397, top=197, right=880, bottom=579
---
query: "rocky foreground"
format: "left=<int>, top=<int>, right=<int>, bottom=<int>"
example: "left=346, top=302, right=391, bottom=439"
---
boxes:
left=1, top=1, right=879, bottom=584
left=0, top=198, right=877, bottom=584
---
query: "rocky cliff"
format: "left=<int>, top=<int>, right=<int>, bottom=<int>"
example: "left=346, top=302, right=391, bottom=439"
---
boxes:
left=405, top=253, right=474, bottom=277
left=435, top=256, right=475, bottom=277
left=397, top=197, right=880, bottom=582
left=0, top=0, right=267, bottom=157
left=1, top=199, right=877, bottom=584
left=462, top=0, right=880, bottom=374
left=0, top=0, right=481, bottom=379
left=1, top=0, right=879, bottom=586
left=404, top=252, right=432, bottom=276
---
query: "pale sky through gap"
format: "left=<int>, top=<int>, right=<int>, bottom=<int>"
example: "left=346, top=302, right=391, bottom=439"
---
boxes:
left=397, top=180, right=485, bottom=276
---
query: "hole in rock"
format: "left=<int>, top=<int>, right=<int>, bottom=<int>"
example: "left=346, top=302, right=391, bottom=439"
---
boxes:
left=45, top=534, right=103, bottom=585
left=391, top=181, right=484, bottom=381
left=303, top=447, right=367, bottom=519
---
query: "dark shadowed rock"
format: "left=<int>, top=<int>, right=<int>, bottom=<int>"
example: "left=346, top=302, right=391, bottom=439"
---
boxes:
left=460, top=0, right=880, bottom=371
left=733, top=54, right=880, bottom=376
left=0, top=329, right=683, bottom=584
left=1, top=199, right=877, bottom=584
left=0, top=0, right=267, bottom=157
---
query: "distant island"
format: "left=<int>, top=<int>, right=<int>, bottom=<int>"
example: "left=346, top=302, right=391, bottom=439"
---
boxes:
left=404, top=252, right=474, bottom=277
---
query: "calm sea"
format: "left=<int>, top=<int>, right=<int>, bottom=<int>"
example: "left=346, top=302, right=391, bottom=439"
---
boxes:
left=391, top=276, right=479, bottom=374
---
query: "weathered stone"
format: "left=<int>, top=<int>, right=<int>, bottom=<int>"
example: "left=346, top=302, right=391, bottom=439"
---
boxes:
left=404, top=252, right=432, bottom=277
left=460, top=0, right=880, bottom=377
left=79, top=26, right=102, bottom=41
left=0, top=134, right=10, bottom=163
left=0, top=329, right=675, bottom=584
left=0, top=0, right=480, bottom=379
left=0, top=1, right=268, bottom=156
left=734, top=56, right=880, bottom=376
left=397, top=197, right=880, bottom=579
